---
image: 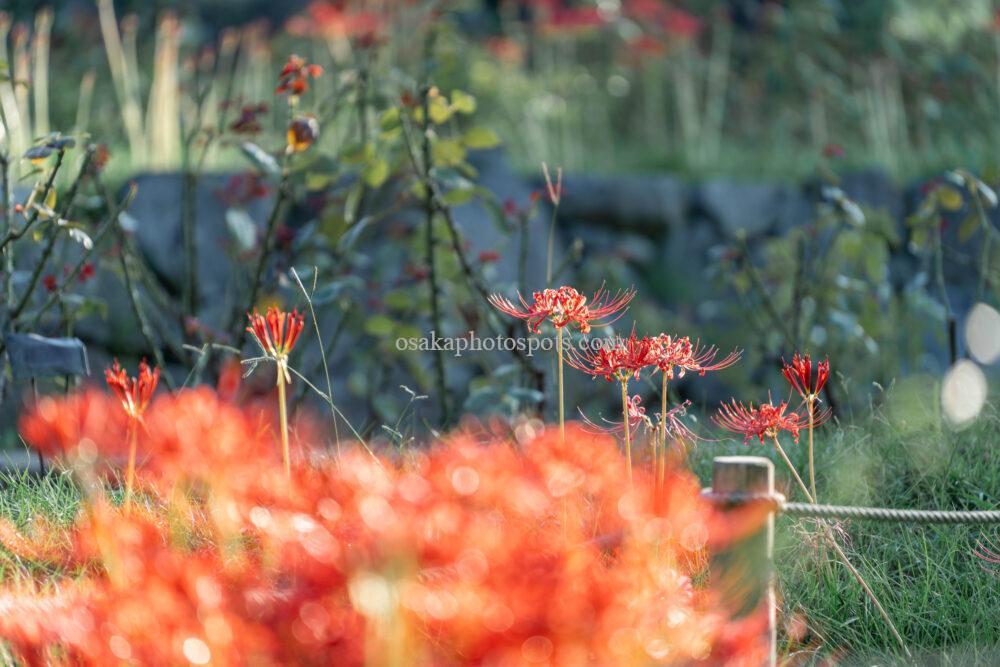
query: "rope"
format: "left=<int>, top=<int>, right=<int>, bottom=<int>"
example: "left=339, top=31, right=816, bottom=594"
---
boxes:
left=701, top=492, right=1000, bottom=524
left=782, top=502, right=1000, bottom=524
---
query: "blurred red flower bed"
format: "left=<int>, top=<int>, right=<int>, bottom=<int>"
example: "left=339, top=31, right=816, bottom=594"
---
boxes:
left=0, top=388, right=768, bottom=666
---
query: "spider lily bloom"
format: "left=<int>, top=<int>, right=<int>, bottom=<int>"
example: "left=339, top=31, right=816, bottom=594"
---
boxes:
left=781, top=353, right=829, bottom=403
left=651, top=334, right=740, bottom=482
left=246, top=307, right=306, bottom=480
left=105, top=360, right=160, bottom=508
left=714, top=399, right=827, bottom=503
left=568, top=331, right=657, bottom=483
left=487, top=285, right=634, bottom=335
left=713, top=399, right=806, bottom=445
left=488, top=285, right=636, bottom=445
left=654, top=335, right=742, bottom=380
left=275, top=54, right=323, bottom=99
left=781, top=353, right=830, bottom=501
left=580, top=393, right=652, bottom=435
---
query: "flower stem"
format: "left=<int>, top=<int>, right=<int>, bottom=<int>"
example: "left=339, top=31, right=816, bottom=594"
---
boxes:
left=557, top=327, right=565, bottom=445
left=277, top=366, right=291, bottom=481
left=807, top=399, right=817, bottom=502
left=771, top=436, right=812, bottom=501
left=545, top=200, right=560, bottom=286
left=620, top=379, right=632, bottom=486
left=659, top=372, right=668, bottom=492
left=125, top=419, right=137, bottom=510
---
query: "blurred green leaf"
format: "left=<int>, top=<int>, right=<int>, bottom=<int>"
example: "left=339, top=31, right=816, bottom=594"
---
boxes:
left=937, top=185, right=964, bottom=211
left=365, top=314, right=396, bottom=337
left=451, top=89, right=477, bottom=114
left=463, top=127, right=501, bottom=150
left=239, top=142, right=280, bottom=176
left=379, top=108, right=401, bottom=131
left=363, top=158, right=390, bottom=188
left=958, top=215, right=980, bottom=243
left=432, top=138, right=466, bottom=167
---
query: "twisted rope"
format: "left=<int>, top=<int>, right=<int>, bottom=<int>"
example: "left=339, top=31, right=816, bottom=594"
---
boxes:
left=701, top=492, right=1000, bottom=524
left=783, top=502, right=1000, bottom=524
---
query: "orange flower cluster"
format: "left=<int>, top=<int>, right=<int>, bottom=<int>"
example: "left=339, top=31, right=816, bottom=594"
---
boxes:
left=4, top=391, right=768, bottom=666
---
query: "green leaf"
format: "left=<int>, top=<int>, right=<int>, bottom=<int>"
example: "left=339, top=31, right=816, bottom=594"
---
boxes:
left=957, top=215, right=980, bottom=243
left=239, top=142, right=280, bottom=176
left=451, top=89, right=477, bottom=114
left=379, top=108, right=401, bottom=131
left=341, top=142, right=375, bottom=165
left=428, top=96, right=453, bottom=124
left=305, top=172, right=335, bottom=190
left=431, top=138, right=466, bottom=167
left=226, top=209, right=258, bottom=252
left=441, top=187, right=475, bottom=206
left=365, top=314, right=396, bottom=337
left=463, top=127, right=501, bottom=149
left=363, top=158, right=390, bottom=188
left=937, top=185, right=964, bottom=211
left=384, top=289, right=413, bottom=311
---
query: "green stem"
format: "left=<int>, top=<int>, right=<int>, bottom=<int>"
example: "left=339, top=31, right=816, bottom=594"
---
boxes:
left=772, top=436, right=811, bottom=502
left=545, top=202, right=559, bottom=287
left=557, top=327, right=565, bottom=444
left=277, top=364, right=291, bottom=481
left=659, top=372, right=668, bottom=489
left=621, top=378, right=632, bottom=486
left=808, top=399, right=817, bottom=502
left=125, top=419, right=137, bottom=510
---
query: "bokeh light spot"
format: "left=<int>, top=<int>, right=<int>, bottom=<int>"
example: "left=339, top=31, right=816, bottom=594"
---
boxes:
left=182, top=637, right=211, bottom=665
left=521, top=635, right=554, bottom=662
left=965, top=302, right=1000, bottom=365
left=941, top=360, right=987, bottom=427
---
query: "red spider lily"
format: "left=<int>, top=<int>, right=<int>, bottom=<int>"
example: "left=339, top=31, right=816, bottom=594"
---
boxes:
left=104, top=360, right=159, bottom=419
left=3, top=408, right=769, bottom=666
left=580, top=393, right=651, bottom=435
left=488, top=285, right=634, bottom=334
left=567, top=330, right=657, bottom=382
left=714, top=399, right=809, bottom=444
left=781, top=353, right=830, bottom=402
left=276, top=55, right=323, bottom=97
left=653, top=334, right=742, bottom=379
left=661, top=399, right=697, bottom=441
left=246, top=307, right=306, bottom=361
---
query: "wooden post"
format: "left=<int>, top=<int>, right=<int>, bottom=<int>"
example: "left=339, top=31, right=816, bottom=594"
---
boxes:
left=704, top=456, right=777, bottom=667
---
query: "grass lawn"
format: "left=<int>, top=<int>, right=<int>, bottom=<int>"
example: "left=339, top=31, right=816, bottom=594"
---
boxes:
left=1, top=393, right=999, bottom=664
left=689, top=392, right=1000, bottom=665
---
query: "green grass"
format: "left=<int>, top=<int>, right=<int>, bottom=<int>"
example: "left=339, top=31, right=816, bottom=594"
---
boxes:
left=690, top=393, right=1000, bottom=665
left=1, top=394, right=999, bottom=664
